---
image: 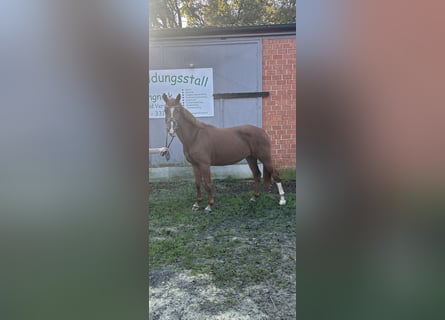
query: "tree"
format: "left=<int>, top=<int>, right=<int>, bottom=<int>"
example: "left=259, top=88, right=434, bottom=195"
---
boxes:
left=149, top=0, right=296, bottom=29
left=270, top=0, right=296, bottom=24
left=149, top=0, right=183, bottom=29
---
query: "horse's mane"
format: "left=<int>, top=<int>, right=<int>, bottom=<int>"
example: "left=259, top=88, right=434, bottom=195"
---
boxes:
left=180, top=104, right=214, bottom=128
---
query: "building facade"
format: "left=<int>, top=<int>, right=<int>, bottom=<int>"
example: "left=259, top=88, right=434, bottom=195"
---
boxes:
left=149, top=24, right=296, bottom=175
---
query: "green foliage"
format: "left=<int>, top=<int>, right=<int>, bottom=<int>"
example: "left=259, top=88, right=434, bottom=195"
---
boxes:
left=150, top=0, right=296, bottom=29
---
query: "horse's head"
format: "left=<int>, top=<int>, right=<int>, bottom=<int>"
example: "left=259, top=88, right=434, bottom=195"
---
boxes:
left=163, top=93, right=182, bottom=137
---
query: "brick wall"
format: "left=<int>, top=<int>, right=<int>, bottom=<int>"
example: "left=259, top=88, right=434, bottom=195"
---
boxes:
left=262, top=38, right=296, bottom=169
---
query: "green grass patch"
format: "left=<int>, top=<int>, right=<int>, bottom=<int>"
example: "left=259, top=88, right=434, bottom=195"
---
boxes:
left=278, top=167, right=296, bottom=180
left=149, top=179, right=296, bottom=292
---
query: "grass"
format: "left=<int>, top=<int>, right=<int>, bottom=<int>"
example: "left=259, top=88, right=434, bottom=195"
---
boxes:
left=148, top=178, right=296, bottom=292
left=277, top=167, right=296, bottom=180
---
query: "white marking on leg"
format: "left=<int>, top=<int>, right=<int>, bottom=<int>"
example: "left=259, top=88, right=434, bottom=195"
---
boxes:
left=276, top=182, right=286, bottom=205
left=277, top=182, right=285, bottom=195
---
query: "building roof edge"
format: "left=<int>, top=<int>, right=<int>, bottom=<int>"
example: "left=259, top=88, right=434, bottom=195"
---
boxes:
left=149, top=24, right=296, bottom=40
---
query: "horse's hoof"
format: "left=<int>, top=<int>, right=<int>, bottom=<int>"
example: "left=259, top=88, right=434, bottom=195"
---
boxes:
left=279, top=199, right=286, bottom=206
left=250, top=197, right=257, bottom=202
left=204, top=206, right=212, bottom=215
left=192, top=205, right=199, bottom=211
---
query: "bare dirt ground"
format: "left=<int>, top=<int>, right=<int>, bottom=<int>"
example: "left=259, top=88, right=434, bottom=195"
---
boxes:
left=149, top=179, right=296, bottom=320
left=149, top=269, right=295, bottom=320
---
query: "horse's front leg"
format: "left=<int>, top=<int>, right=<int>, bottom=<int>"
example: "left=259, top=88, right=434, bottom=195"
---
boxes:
left=192, top=165, right=202, bottom=211
left=201, top=165, right=214, bottom=214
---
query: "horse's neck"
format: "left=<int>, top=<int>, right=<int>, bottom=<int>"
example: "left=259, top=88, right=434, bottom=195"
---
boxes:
left=177, top=114, right=202, bottom=147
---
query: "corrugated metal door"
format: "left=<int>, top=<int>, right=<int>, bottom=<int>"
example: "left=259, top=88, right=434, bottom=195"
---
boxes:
left=149, top=38, right=262, bottom=165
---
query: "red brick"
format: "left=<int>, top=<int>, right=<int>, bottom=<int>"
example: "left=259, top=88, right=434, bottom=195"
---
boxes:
left=262, top=37, right=295, bottom=169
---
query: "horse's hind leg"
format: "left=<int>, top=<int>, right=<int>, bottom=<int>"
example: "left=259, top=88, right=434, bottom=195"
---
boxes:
left=276, top=179, right=287, bottom=205
left=262, top=161, right=286, bottom=206
left=192, top=165, right=202, bottom=211
left=246, top=156, right=261, bottom=201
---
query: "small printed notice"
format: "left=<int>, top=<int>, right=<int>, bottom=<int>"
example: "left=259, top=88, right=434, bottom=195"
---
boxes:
left=149, top=68, right=214, bottom=118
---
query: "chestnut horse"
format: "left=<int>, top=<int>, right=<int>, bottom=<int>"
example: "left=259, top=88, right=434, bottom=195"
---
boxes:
left=163, top=93, right=286, bottom=214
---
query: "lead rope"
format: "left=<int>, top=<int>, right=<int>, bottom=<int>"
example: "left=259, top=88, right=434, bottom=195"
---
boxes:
left=162, top=133, right=175, bottom=161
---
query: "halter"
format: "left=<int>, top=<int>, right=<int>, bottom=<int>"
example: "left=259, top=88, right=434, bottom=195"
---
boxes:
left=162, top=106, right=179, bottom=161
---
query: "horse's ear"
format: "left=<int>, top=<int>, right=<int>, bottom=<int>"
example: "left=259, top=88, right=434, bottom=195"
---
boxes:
left=176, top=94, right=181, bottom=102
left=162, top=93, right=168, bottom=103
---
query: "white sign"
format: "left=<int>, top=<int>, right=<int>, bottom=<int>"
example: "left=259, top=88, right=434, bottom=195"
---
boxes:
left=149, top=68, right=214, bottom=118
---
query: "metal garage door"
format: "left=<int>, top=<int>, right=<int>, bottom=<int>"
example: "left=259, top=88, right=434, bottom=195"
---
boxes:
left=149, top=38, right=262, bottom=166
